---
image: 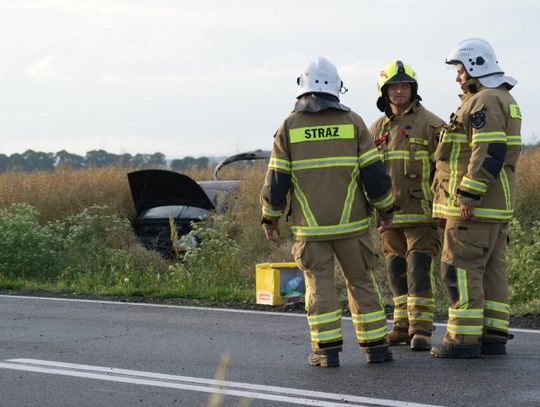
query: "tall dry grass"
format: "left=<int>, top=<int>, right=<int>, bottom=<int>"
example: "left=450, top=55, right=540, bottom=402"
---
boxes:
left=515, top=147, right=540, bottom=225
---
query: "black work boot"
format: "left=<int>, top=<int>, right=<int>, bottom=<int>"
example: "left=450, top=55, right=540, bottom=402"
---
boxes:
left=482, top=333, right=512, bottom=355
left=365, top=346, right=393, bottom=363
left=431, top=342, right=481, bottom=359
left=308, top=350, right=340, bottom=367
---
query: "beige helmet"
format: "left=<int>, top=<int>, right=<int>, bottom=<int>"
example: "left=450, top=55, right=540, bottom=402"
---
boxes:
left=376, top=60, right=420, bottom=111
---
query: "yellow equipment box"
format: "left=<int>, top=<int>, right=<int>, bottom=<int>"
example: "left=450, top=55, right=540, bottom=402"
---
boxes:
left=256, top=262, right=305, bottom=305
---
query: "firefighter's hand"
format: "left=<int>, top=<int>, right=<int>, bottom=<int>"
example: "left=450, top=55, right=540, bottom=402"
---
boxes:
left=262, top=221, right=280, bottom=243
left=460, top=204, right=474, bottom=221
left=377, top=218, right=393, bottom=233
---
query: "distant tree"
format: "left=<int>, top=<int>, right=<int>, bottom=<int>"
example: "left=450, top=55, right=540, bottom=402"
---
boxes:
left=85, top=149, right=118, bottom=167
left=170, top=156, right=209, bottom=171
left=0, top=154, right=9, bottom=172
left=147, top=152, right=166, bottom=168
left=55, top=150, right=86, bottom=169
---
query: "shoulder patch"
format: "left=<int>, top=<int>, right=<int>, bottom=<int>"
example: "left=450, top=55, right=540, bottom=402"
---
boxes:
left=470, top=111, right=485, bottom=129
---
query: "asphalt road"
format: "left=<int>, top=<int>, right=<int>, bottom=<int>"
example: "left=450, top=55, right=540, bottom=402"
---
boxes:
left=0, top=295, right=538, bottom=407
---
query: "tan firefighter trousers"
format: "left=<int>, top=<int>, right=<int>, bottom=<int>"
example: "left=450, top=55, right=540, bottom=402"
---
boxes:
left=292, top=235, right=388, bottom=354
left=381, top=225, right=440, bottom=337
left=440, top=219, right=510, bottom=345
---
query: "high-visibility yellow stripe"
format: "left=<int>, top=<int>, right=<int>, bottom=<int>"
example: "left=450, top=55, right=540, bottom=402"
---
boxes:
left=485, top=300, right=510, bottom=314
left=432, top=204, right=514, bottom=220
left=393, top=294, right=408, bottom=306
left=447, top=323, right=483, bottom=335
left=407, top=296, right=435, bottom=307
left=307, top=309, right=342, bottom=326
left=500, top=167, right=512, bottom=210
left=268, top=157, right=291, bottom=172
left=393, top=309, right=408, bottom=319
left=370, top=271, right=385, bottom=310
left=352, top=310, right=386, bottom=324
left=507, top=135, right=522, bottom=146
left=409, top=312, right=434, bottom=322
left=289, top=124, right=355, bottom=144
left=356, top=325, right=388, bottom=342
left=420, top=152, right=432, bottom=202
left=384, top=150, right=409, bottom=161
left=472, top=132, right=507, bottom=144
left=359, top=148, right=380, bottom=168
left=449, top=308, right=483, bottom=319
left=291, top=218, right=371, bottom=237
left=485, top=318, right=509, bottom=331
left=448, top=140, right=461, bottom=207
left=291, top=173, right=318, bottom=227
left=291, top=156, right=358, bottom=171
left=372, top=191, right=393, bottom=210
left=441, top=132, right=468, bottom=143
left=461, top=176, right=488, bottom=193
left=457, top=268, right=469, bottom=309
left=311, top=328, right=343, bottom=341
left=410, top=137, right=428, bottom=146
left=393, top=214, right=435, bottom=224
left=262, top=207, right=283, bottom=217
left=340, top=166, right=359, bottom=224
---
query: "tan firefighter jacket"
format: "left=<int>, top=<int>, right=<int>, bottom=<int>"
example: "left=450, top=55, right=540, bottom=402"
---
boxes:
left=432, top=79, right=522, bottom=222
left=369, top=102, right=445, bottom=228
left=261, top=97, right=394, bottom=241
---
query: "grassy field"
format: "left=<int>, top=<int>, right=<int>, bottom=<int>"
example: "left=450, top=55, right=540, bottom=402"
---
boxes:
left=0, top=148, right=539, bottom=315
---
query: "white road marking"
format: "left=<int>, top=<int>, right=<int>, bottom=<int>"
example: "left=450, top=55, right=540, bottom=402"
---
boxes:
left=1, top=294, right=538, bottom=334
left=0, top=358, right=445, bottom=407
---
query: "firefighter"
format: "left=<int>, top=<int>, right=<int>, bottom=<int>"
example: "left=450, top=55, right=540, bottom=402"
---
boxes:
left=431, top=38, right=522, bottom=358
left=369, top=60, right=445, bottom=351
left=260, top=57, right=395, bottom=366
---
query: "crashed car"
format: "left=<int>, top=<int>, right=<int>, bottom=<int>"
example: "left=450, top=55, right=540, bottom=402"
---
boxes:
left=127, top=149, right=270, bottom=256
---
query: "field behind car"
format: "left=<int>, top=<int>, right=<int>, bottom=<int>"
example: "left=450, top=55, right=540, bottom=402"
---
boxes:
left=0, top=149, right=539, bottom=315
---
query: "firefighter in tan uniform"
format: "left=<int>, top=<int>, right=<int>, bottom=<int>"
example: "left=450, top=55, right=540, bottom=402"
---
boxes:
left=431, top=38, right=522, bottom=358
left=260, top=57, right=395, bottom=367
left=369, top=60, right=445, bottom=351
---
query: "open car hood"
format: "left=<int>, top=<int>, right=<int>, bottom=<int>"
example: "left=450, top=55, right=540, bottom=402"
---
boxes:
left=128, top=169, right=215, bottom=214
left=213, top=149, right=271, bottom=180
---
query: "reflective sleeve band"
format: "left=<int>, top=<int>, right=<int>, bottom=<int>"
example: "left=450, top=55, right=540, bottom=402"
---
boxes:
left=372, top=191, right=393, bottom=210
left=262, top=207, right=283, bottom=217
left=460, top=176, right=488, bottom=193
left=509, top=104, right=522, bottom=119
left=472, top=132, right=507, bottom=144
left=268, top=157, right=291, bottom=172
left=442, top=132, right=468, bottom=143
left=410, top=137, right=428, bottom=146
left=385, top=150, right=409, bottom=160
left=289, top=124, right=355, bottom=144
left=507, top=135, right=522, bottom=146
left=358, top=148, right=380, bottom=168
left=432, top=203, right=514, bottom=220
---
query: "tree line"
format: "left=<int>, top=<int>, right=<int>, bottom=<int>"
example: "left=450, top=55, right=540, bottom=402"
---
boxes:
left=0, top=149, right=210, bottom=173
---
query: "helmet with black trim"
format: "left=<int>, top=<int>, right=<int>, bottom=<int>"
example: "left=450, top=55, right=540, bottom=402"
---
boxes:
left=376, top=60, right=420, bottom=112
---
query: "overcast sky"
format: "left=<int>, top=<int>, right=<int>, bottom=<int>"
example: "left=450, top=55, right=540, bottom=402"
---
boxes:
left=1, top=0, right=539, bottom=158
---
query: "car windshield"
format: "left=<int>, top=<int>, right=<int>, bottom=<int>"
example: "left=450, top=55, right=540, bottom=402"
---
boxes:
left=140, top=205, right=209, bottom=219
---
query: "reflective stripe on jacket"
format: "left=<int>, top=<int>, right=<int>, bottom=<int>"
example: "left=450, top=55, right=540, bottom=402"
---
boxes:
left=432, top=80, right=522, bottom=222
left=369, top=102, right=445, bottom=227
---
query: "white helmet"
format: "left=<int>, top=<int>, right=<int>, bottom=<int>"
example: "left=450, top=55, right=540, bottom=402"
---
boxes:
left=297, top=57, right=345, bottom=98
left=446, top=38, right=517, bottom=88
